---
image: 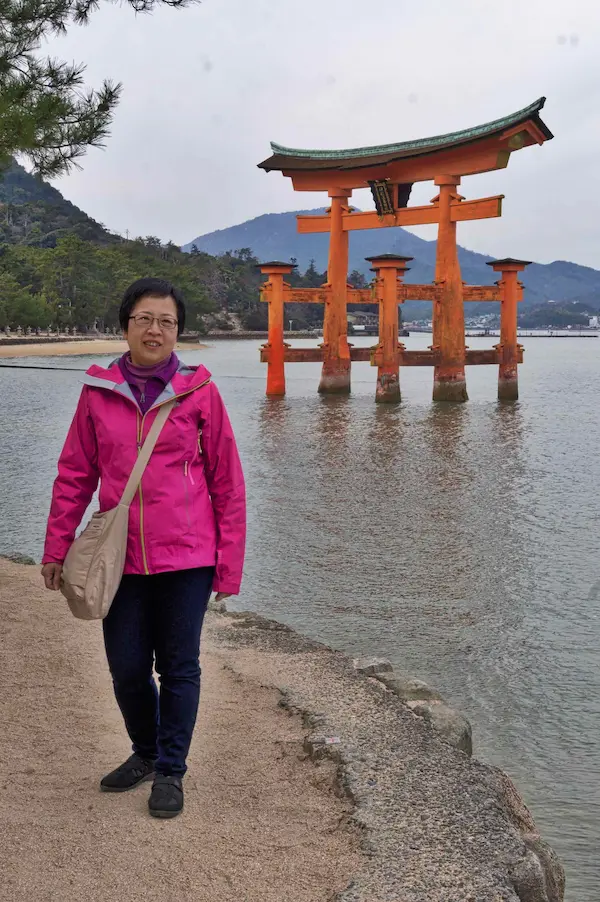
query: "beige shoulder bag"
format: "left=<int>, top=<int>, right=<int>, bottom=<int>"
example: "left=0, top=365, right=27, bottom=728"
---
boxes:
left=61, top=399, right=176, bottom=621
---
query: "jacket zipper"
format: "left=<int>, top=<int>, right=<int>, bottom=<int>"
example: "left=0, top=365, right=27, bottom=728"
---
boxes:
left=136, top=410, right=150, bottom=575
left=135, top=378, right=210, bottom=575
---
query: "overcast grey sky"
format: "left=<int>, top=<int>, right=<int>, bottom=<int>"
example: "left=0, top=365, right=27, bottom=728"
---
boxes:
left=47, top=0, right=600, bottom=267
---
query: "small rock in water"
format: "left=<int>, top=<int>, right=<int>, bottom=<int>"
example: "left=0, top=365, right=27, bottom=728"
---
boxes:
left=353, top=656, right=393, bottom=677
left=379, top=674, right=443, bottom=702
left=510, top=832, right=566, bottom=902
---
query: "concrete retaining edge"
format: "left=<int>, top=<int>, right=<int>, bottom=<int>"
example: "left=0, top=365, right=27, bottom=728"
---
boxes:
left=207, top=598, right=565, bottom=902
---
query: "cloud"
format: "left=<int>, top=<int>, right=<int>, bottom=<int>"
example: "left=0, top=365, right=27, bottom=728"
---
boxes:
left=48, top=0, right=600, bottom=267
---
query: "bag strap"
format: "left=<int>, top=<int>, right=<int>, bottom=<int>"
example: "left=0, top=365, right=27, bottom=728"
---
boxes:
left=120, top=399, right=177, bottom=508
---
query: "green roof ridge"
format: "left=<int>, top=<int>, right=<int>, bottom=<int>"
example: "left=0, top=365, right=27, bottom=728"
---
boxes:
left=270, top=98, right=548, bottom=161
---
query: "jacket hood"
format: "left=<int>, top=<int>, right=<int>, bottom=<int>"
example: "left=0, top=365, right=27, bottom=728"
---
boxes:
left=85, top=358, right=212, bottom=387
left=82, top=357, right=212, bottom=410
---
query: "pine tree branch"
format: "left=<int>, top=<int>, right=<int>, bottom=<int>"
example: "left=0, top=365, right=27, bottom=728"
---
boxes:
left=0, top=0, right=199, bottom=174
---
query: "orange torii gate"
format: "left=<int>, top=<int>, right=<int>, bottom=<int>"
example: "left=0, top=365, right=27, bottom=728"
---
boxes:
left=257, top=98, right=552, bottom=402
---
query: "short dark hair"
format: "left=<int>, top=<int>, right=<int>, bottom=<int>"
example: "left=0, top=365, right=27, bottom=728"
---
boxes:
left=119, top=278, right=186, bottom=336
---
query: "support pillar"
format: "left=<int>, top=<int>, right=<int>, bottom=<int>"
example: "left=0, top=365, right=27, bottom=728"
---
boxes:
left=319, top=188, right=352, bottom=394
left=487, top=258, right=530, bottom=401
left=259, top=261, right=295, bottom=396
left=366, top=254, right=413, bottom=403
left=432, top=175, right=468, bottom=402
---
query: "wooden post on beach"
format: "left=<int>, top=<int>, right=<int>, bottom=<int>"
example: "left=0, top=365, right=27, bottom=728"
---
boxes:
left=487, top=258, right=530, bottom=401
left=259, top=262, right=295, bottom=397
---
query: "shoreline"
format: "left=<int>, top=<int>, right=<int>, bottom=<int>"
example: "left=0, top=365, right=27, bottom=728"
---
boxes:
left=0, top=338, right=209, bottom=359
left=210, top=605, right=565, bottom=902
left=0, top=555, right=564, bottom=901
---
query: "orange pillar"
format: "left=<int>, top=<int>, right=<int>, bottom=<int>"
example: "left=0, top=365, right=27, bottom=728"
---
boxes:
left=259, top=261, right=294, bottom=396
left=487, top=258, right=530, bottom=401
left=432, top=175, right=468, bottom=402
left=367, top=254, right=412, bottom=403
left=319, top=188, right=352, bottom=394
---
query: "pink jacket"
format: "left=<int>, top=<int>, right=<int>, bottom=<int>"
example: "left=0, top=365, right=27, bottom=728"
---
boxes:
left=43, top=359, right=246, bottom=595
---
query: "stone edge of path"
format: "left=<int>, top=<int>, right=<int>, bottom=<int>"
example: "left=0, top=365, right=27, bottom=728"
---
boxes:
left=207, top=600, right=565, bottom=902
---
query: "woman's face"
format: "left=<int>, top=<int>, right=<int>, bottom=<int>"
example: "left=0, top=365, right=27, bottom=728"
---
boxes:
left=124, top=294, right=179, bottom=366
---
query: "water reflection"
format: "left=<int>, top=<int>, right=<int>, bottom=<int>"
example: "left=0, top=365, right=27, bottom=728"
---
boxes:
left=366, top=404, right=405, bottom=457
left=490, top=400, right=525, bottom=453
left=258, top=396, right=290, bottom=431
left=315, top=396, right=352, bottom=477
left=424, top=402, right=467, bottom=451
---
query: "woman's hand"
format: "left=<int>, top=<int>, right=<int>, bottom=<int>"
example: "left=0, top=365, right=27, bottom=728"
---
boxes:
left=215, top=593, right=232, bottom=603
left=41, top=563, right=63, bottom=591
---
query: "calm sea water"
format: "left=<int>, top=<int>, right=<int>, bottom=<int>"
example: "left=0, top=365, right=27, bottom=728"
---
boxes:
left=1, top=334, right=598, bottom=900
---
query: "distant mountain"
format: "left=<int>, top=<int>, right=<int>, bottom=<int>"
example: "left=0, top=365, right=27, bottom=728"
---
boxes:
left=184, top=210, right=600, bottom=310
left=0, top=160, right=114, bottom=247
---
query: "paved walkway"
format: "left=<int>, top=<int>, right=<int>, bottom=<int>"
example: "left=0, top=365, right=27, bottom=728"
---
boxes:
left=0, top=560, right=359, bottom=902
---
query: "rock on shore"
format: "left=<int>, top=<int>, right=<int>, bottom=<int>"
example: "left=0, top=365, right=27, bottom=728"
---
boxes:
left=353, top=656, right=472, bottom=756
left=0, top=552, right=37, bottom=565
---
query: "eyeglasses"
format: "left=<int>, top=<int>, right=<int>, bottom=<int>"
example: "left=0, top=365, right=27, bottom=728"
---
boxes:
left=129, top=314, right=178, bottom=331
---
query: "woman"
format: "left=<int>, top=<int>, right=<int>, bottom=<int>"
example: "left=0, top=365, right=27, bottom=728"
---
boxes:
left=41, top=277, right=246, bottom=819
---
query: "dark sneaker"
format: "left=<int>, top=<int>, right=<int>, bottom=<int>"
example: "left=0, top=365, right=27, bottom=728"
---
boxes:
left=148, top=775, right=184, bottom=819
left=100, top=753, right=156, bottom=793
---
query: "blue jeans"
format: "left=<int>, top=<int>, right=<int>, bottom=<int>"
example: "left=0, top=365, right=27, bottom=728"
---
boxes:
left=102, top=567, right=214, bottom=776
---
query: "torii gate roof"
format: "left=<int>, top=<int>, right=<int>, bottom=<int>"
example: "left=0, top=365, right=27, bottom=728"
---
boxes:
left=258, top=98, right=553, bottom=189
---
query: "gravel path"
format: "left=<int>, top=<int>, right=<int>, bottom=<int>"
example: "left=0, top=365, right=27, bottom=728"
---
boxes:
left=0, top=560, right=360, bottom=902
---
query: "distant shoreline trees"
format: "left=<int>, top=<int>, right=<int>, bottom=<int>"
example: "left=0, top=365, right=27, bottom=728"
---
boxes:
left=0, top=238, right=330, bottom=332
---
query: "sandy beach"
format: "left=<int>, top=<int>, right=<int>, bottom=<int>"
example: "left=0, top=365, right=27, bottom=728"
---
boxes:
left=0, top=558, right=360, bottom=902
left=0, top=339, right=208, bottom=358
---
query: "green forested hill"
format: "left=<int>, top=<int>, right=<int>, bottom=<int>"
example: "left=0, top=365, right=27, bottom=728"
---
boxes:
left=0, top=164, right=281, bottom=331
left=0, top=161, right=114, bottom=247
